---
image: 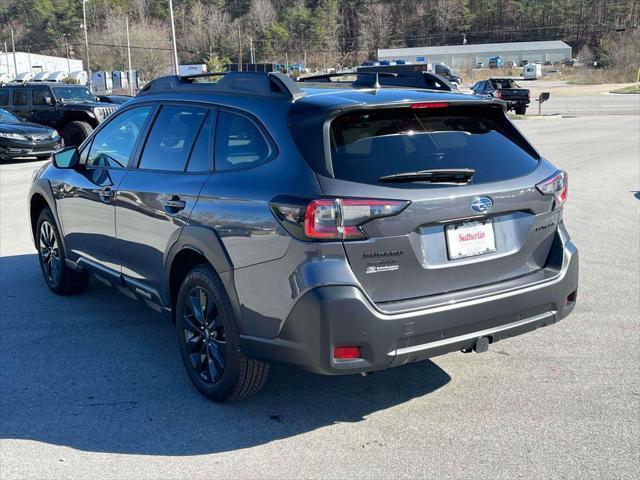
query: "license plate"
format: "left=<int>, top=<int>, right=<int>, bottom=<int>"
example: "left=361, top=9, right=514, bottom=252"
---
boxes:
left=446, top=220, right=496, bottom=260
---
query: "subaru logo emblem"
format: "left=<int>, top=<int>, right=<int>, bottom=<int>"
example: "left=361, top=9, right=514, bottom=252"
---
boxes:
left=470, top=196, right=493, bottom=214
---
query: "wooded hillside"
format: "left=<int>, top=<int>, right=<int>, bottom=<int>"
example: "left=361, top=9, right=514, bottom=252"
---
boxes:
left=2, top=0, right=639, bottom=80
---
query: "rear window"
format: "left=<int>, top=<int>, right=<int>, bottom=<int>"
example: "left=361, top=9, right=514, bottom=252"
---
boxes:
left=329, top=106, right=539, bottom=185
left=492, top=79, right=519, bottom=89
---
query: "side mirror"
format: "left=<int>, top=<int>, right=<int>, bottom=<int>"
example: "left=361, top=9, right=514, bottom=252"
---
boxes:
left=52, top=146, right=79, bottom=169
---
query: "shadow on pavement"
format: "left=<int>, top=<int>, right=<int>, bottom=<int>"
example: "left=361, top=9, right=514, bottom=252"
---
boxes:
left=0, top=253, right=451, bottom=456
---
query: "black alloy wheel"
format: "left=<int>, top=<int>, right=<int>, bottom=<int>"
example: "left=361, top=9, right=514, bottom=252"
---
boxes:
left=39, top=220, right=61, bottom=285
left=182, top=285, right=227, bottom=383
left=175, top=265, right=269, bottom=402
left=36, top=208, right=89, bottom=294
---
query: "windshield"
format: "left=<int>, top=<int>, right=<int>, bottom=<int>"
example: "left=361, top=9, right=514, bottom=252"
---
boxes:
left=0, top=109, right=19, bottom=123
left=329, top=106, right=539, bottom=185
left=51, top=86, right=95, bottom=103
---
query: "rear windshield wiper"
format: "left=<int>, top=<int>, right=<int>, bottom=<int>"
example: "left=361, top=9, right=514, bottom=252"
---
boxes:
left=378, top=168, right=475, bottom=184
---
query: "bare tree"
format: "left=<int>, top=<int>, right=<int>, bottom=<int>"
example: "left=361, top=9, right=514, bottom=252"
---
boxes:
left=358, top=2, right=394, bottom=55
left=247, top=0, right=277, bottom=33
left=130, top=19, right=173, bottom=81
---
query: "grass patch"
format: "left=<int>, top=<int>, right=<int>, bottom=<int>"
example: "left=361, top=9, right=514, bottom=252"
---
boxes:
left=567, top=68, right=636, bottom=85
left=610, top=85, right=640, bottom=94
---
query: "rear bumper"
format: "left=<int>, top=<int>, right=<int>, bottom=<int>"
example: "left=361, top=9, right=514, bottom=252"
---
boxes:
left=506, top=100, right=530, bottom=108
left=240, top=237, right=578, bottom=375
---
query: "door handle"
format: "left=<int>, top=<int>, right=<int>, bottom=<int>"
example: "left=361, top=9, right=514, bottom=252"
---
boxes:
left=164, top=196, right=186, bottom=211
left=99, top=187, right=115, bottom=201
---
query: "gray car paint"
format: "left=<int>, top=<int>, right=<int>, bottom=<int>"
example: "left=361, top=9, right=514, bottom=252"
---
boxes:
left=28, top=77, right=578, bottom=374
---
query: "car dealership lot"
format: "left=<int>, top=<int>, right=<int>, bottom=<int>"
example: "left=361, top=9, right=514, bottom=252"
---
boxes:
left=1, top=114, right=638, bottom=479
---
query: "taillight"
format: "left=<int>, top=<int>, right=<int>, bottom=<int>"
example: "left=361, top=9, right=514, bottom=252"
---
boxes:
left=271, top=197, right=409, bottom=241
left=536, top=171, right=568, bottom=208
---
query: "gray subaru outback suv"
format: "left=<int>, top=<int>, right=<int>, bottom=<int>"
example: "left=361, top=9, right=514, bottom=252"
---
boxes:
left=28, top=72, right=578, bottom=401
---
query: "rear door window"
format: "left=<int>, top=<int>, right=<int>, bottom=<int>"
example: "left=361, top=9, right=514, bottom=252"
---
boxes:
left=13, top=89, right=28, bottom=106
left=329, top=106, right=539, bottom=185
left=186, top=110, right=216, bottom=173
left=0, top=89, right=9, bottom=106
left=139, top=105, right=207, bottom=172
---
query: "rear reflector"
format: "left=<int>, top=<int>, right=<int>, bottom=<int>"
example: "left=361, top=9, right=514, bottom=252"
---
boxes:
left=334, top=346, right=361, bottom=359
left=410, top=102, right=449, bottom=109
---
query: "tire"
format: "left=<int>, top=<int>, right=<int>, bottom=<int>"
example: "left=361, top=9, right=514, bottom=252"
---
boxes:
left=515, top=106, right=527, bottom=115
left=175, top=265, right=269, bottom=402
left=36, top=208, right=89, bottom=295
left=63, top=121, right=93, bottom=147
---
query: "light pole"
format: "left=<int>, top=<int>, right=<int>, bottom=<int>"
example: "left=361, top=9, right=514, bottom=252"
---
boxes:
left=62, top=33, right=71, bottom=73
left=168, top=0, right=179, bottom=75
left=125, top=16, right=134, bottom=95
left=81, top=0, right=92, bottom=90
left=10, top=28, right=17, bottom=78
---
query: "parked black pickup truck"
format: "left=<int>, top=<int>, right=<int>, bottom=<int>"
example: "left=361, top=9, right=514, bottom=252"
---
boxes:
left=0, top=83, right=117, bottom=146
left=472, top=78, right=530, bottom=115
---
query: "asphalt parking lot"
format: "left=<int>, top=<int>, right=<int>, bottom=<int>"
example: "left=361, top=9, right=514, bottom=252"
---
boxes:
left=533, top=94, right=640, bottom=116
left=1, top=113, right=639, bottom=479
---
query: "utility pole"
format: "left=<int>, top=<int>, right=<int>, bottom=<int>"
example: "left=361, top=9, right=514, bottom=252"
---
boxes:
left=249, top=38, right=255, bottom=64
left=1, top=42, right=6, bottom=75
left=237, top=27, right=242, bottom=71
left=10, top=28, right=17, bottom=78
left=125, top=16, right=134, bottom=95
left=63, top=34, right=71, bottom=73
left=81, top=0, right=92, bottom=91
left=168, top=0, right=179, bottom=75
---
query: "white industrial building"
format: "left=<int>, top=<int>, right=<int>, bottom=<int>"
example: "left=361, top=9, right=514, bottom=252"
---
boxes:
left=0, top=51, right=83, bottom=79
left=378, top=40, right=572, bottom=69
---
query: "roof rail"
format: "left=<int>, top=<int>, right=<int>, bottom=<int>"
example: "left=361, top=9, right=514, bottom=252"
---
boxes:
left=297, top=70, right=456, bottom=92
left=138, top=71, right=305, bottom=101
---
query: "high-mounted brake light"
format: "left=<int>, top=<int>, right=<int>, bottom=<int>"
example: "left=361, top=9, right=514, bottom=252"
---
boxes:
left=410, top=102, right=449, bottom=109
left=304, top=198, right=408, bottom=240
left=536, top=171, right=568, bottom=208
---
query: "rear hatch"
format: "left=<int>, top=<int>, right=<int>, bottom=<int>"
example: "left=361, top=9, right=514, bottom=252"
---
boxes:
left=294, top=102, right=561, bottom=304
